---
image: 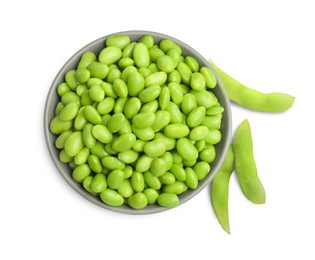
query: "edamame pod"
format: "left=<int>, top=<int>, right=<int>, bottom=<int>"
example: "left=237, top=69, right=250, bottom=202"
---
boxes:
left=210, top=145, right=234, bottom=234
left=233, top=119, right=266, bottom=204
left=209, top=60, right=294, bottom=112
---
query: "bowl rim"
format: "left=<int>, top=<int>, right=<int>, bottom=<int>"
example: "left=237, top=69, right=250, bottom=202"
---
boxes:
left=44, top=30, right=232, bottom=215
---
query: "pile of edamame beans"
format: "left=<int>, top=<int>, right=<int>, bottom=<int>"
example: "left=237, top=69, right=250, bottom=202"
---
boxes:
left=50, top=34, right=224, bottom=209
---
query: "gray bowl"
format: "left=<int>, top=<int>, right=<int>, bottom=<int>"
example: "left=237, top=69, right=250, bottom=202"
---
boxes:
left=44, top=30, right=232, bottom=214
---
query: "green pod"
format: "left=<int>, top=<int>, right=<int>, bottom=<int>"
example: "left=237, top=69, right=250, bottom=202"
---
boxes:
left=77, top=51, right=96, bottom=69
left=133, top=43, right=150, bottom=68
left=200, top=66, right=217, bottom=89
left=144, top=171, right=161, bottom=190
left=210, top=145, right=234, bottom=234
left=117, top=179, right=134, bottom=198
left=118, top=150, right=139, bottom=164
left=123, top=97, right=141, bottom=119
left=132, top=112, right=156, bottom=129
left=74, top=146, right=90, bottom=165
left=194, top=161, right=210, bottom=180
left=151, top=111, right=171, bottom=132
left=157, top=193, right=179, bottom=207
left=163, top=181, right=187, bottom=194
left=143, top=139, right=166, bottom=157
left=88, top=154, right=103, bottom=173
left=99, top=46, right=122, bottom=65
left=91, top=173, right=107, bottom=193
left=82, top=123, right=96, bottom=149
left=112, top=133, right=137, bottom=152
left=145, top=71, right=167, bottom=86
left=150, top=158, right=168, bottom=177
left=107, top=169, right=125, bottom=189
left=138, top=85, right=161, bottom=103
left=84, top=105, right=102, bottom=125
left=209, top=61, right=294, bottom=112
left=128, top=192, right=148, bottom=209
left=234, top=119, right=266, bottom=204
left=159, top=86, right=171, bottom=110
left=64, top=131, right=84, bottom=157
left=143, top=188, right=159, bottom=204
left=127, top=71, right=145, bottom=96
left=190, top=72, right=206, bottom=91
left=186, top=106, right=206, bottom=127
left=168, top=82, right=183, bottom=105
left=100, top=189, right=124, bottom=206
left=131, top=171, right=145, bottom=192
left=106, top=35, right=130, bottom=49
left=92, top=125, right=113, bottom=144
left=164, top=123, right=189, bottom=139
left=72, top=164, right=91, bottom=183
left=185, top=167, right=198, bottom=189
left=50, top=117, right=72, bottom=134
left=101, top=156, right=125, bottom=170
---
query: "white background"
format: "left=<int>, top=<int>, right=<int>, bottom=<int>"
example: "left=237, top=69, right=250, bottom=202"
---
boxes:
left=1, top=0, right=314, bottom=259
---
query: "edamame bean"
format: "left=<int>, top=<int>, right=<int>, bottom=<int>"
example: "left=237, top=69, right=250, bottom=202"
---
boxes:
left=194, top=161, right=210, bottom=180
left=143, top=139, right=166, bottom=157
left=132, top=126, right=155, bottom=141
left=100, top=189, right=124, bottom=206
left=80, top=90, right=93, bottom=106
left=185, top=167, right=198, bottom=189
left=163, top=181, right=187, bottom=194
left=57, top=82, right=71, bottom=96
left=204, top=130, right=221, bottom=145
left=135, top=155, right=153, bottom=172
left=201, top=115, right=222, bottom=130
left=74, top=146, right=90, bottom=165
left=144, top=171, right=161, bottom=190
left=55, top=130, right=72, bottom=149
left=200, top=66, right=217, bottom=89
left=106, top=35, right=130, bottom=49
left=91, top=173, right=107, bottom=193
left=89, top=84, right=105, bottom=102
left=82, top=123, right=96, bottom=148
left=132, top=112, right=156, bottom=129
left=132, top=139, right=147, bottom=153
left=209, top=60, right=294, bottom=112
left=190, top=72, right=206, bottom=91
left=138, top=85, right=161, bottom=103
left=99, top=46, right=122, bottom=65
left=123, top=97, right=141, bottom=119
left=114, top=97, right=127, bottom=114
left=88, top=154, right=103, bottom=173
left=72, top=164, right=91, bottom=183
left=65, top=70, right=78, bottom=90
left=101, top=156, right=125, bottom=170
left=159, top=86, right=171, bottom=110
left=184, top=56, right=199, bottom=72
left=139, top=100, right=159, bottom=113
left=234, top=119, right=266, bottom=204
left=210, top=145, right=234, bottom=234
left=150, top=158, right=167, bottom=177
left=157, top=193, right=179, bottom=207
left=138, top=35, right=154, bottom=48
left=186, top=106, right=206, bottom=127
left=133, top=43, right=150, bottom=68
left=126, top=71, right=145, bottom=97
left=164, top=124, right=189, bottom=139
left=97, top=97, right=115, bottom=115
left=92, top=125, right=113, bottom=144
left=159, top=172, right=176, bottom=185
left=59, top=149, right=72, bottom=163
left=107, top=113, right=125, bottom=133
left=113, top=78, right=128, bottom=98
left=91, top=141, right=108, bottom=159
left=128, top=192, right=148, bottom=209
left=200, top=145, right=216, bottom=163
left=151, top=111, right=171, bottom=132
left=169, top=164, right=186, bottom=182
left=166, top=102, right=182, bottom=123
left=177, top=62, right=192, bottom=85
left=159, top=39, right=182, bottom=54
left=189, top=126, right=209, bottom=141
left=145, top=71, right=167, bottom=86
left=181, top=93, right=197, bottom=115
left=190, top=90, right=217, bottom=109
left=107, top=169, right=125, bottom=189
left=101, top=82, right=117, bottom=98
left=131, top=171, right=145, bottom=192
left=61, top=91, right=80, bottom=105
left=87, top=62, right=109, bottom=79
left=75, top=68, right=90, bottom=83
left=122, top=42, right=137, bottom=58
left=84, top=105, right=102, bottom=125
left=157, top=55, right=176, bottom=73
left=64, top=131, right=84, bottom=157
left=143, top=188, right=159, bottom=204
left=83, top=176, right=97, bottom=195
left=117, top=179, right=134, bottom=198
left=74, top=107, right=88, bottom=130
left=168, top=70, right=181, bottom=83
left=112, top=133, right=136, bottom=152
left=149, top=46, right=165, bottom=62
left=154, top=132, right=175, bottom=150
left=77, top=51, right=96, bottom=69
left=168, top=82, right=183, bottom=105
left=106, top=68, right=121, bottom=84
left=118, top=150, right=139, bottom=164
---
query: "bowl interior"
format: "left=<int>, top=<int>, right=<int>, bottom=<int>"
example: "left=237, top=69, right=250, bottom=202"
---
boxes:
left=44, top=30, right=232, bottom=214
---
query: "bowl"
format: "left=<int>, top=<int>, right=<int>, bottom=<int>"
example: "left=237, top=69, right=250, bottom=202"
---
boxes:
left=44, top=30, right=232, bottom=214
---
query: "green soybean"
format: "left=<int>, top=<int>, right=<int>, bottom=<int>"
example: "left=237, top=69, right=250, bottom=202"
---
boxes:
left=132, top=126, right=155, bottom=141
left=131, top=171, right=145, bottom=192
left=186, top=106, right=206, bottom=127
left=181, top=93, right=197, bottom=115
left=200, top=66, right=217, bottom=89
left=168, top=82, right=183, bottom=105
left=117, top=179, right=134, bottom=198
left=164, top=124, right=189, bottom=139
left=166, top=102, right=182, bottom=123
left=99, top=46, right=122, bottom=65
left=132, top=112, right=156, bottom=129
left=74, top=107, right=88, bottom=130
left=123, top=97, right=141, bottom=119
left=64, top=131, right=84, bottom=157
left=122, top=42, right=137, bottom=58
left=185, top=167, right=198, bottom=189
left=200, top=145, right=216, bottom=163
left=234, top=119, right=266, bottom=204
left=145, top=71, right=167, bottom=86
left=154, top=132, right=175, bottom=150
left=184, top=56, right=199, bottom=72
left=65, top=70, right=78, bottom=90
left=107, top=113, right=125, bottom=133
left=159, top=172, right=176, bottom=185
left=107, top=169, right=125, bottom=189
left=143, top=188, right=159, bottom=204
left=144, top=171, right=161, bottom=190
left=72, top=164, right=91, bottom=183
left=135, top=155, right=154, bottom=172
left=169, top=164, right=186, bottom=182
left=74, top=146, right=90, bottom=165
left=77, top=51, right=96, bottom=69
left=190, top=72, right=206, bottom=91
left=118, top=150, right=139, bottom=164
left=106, top=35, right=130, bottom=49
left=189, top=126, right=209, bottom=141
left=209, top=60, right=294, bottom=112
left=91, top=173, right=107, bottom=193
left=140, top=100, right=159, bottom=113
left=82, top=123, right=96, bottom=148
left=210, top=145, right=234, bottom=234
left=100, top=189, right=124, bottom=206
left=190, top=90, right=217, bottom=109
left=84, top=105, right=102, bottom=125
left=144, top=139, right=166, bottom=157
left=133, top=43, right=150, bottom=68
left=138, top=85, right=161, bottom=103
left=92, top=125, right=113, bottom=144
left=150, top=158, right=168, bottom=177
left=102, top=156, right=125, bottom=170
left=157, top=193, right=179, bottom=207
left=87, top=62, right=109, bottom=79
left=151, top=111, right=171, bottom=132
left=128, top=192, right=148, bottom=209
left=194, top=161, right=210, bottom=180
left=112, top=133, right=136, bottom=152
left=163, top=181, right=187, bottom=194
left=88, top=154, right=103, bottom=173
